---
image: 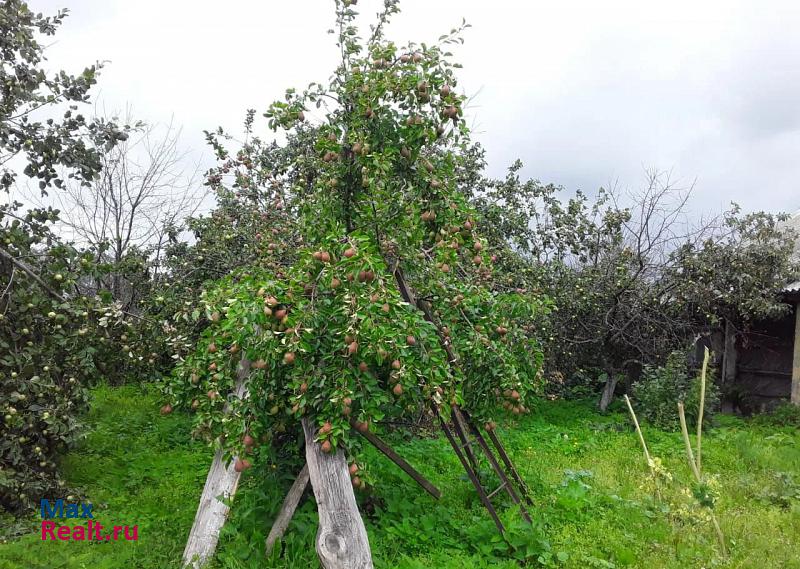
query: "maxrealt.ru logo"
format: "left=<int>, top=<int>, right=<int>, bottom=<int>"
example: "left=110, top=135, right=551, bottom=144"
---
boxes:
left=40, top=499, right=138, bottom=542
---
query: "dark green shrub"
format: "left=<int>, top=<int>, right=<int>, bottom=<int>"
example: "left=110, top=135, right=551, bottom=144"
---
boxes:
left=753, top=401, right=800, bottom=428
left=632, top=351, right=720, bottom=430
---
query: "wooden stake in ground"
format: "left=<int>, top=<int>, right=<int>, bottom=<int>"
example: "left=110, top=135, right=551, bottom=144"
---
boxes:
left=265, top=464, right=310, bottom=556
left=302, top=418, right=374, bottom=569
left=182, top=357, right=251, bottom=568
left=623, top=395, right=652, bottom=465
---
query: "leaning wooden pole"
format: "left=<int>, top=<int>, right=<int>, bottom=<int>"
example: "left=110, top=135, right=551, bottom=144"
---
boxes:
left=350, top=419, right=441, bottom=499
left=182, top=356, right=251, bottom=568
left=623, top=395, right=652, bottom=465
left=484, top=425, right=533, bottom=505
left=302, top=418, right=374, bottom=569
left=391, top=264, right=532, bottom=531
left=265, top=464, right=310, bottom=556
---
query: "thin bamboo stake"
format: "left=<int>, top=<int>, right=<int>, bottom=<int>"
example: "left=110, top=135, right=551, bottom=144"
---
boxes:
left=678, top=398, right=727, bottom=557
left=710, top=515, right=727, bottom=557
left=677, top=402, right=701, bottom=481
left=623, top=395, right=652, bottom=464
left=696, top=347, right=709, bottom=472
left=625, top=394, right=662, bottom=500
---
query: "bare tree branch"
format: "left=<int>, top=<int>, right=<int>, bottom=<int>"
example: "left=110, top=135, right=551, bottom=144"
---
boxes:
left=40, top=108, right=207, bottom=306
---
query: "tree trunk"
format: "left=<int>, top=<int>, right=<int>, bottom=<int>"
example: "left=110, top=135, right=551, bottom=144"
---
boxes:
left=599, top=373, right=619, bottom=412
left=302, top=418, right=373, bottom=569
left=182, top=357, right=250, bottom=568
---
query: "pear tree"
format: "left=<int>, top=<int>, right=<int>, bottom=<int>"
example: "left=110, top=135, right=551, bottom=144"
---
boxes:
left=165, top=0, right=546, bottom=501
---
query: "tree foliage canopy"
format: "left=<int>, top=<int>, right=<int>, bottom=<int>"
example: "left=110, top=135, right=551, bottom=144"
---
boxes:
left=0, top=0, right=128, bottom=193
left=0, top=1, right=136, bottom=511
left=162, top=0, right=547, bottom=469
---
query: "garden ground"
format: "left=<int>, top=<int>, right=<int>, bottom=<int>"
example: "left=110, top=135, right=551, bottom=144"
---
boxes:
left=0, top=384, right=798, bottom=568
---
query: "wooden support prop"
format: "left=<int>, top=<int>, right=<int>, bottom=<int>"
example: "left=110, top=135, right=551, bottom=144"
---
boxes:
left=392, top=264, right=532, bottom=532
left=302, top=418, right=374, bottom=569
left=392, top=266, right=459, bottom=367
left=438, top=411, right=505, bottom=533
left=450, top=407, right=481, bottom=473
left=265, top=464, right=310, bottom=556
left=473, top=415, right=533, bottom=506
left=182, top=357, right=251, bottom=568
left=350, top=420, right=441, bottom=499
left=455, top=408, right=531, bottom=523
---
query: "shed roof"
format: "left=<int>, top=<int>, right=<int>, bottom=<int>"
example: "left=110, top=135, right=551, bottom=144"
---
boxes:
left=785, top=281, right=800, bottom=293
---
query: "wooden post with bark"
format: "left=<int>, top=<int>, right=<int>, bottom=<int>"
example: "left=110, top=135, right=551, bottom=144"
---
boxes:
left=302, top=418, right=374, bottom=569
left=182, top=356, right=251, bottom=568
left=792, top=303, right=800, bottom=405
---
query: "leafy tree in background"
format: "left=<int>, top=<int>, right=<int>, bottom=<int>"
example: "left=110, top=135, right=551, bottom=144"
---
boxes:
left=466, top=163, right=703, bottom=407
left=465, top=149, right=799, bottom=406
left=0, top=1, right=134, bottom=511
left=665, top=207, right=798, bottom=402
left=668, top=207, right=798, bottom=330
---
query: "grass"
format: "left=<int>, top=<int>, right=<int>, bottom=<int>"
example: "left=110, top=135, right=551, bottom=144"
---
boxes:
left=0, top=385, right=798, bottom=568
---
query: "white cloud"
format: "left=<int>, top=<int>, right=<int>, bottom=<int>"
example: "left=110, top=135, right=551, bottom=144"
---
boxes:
left=31, top=0, right=800, bottom=215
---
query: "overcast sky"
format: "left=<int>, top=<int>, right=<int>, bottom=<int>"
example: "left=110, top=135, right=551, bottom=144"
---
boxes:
left=32, top=0, right=800, bottom=216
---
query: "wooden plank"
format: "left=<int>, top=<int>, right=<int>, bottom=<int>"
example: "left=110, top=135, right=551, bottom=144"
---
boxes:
left=302, top=418, right=374, bottom=569
left=265, top=464, right=310, bottom=556
left=182, top=357, right=251, bottom=569
left=793, top=304, right=800, bottom=405
left=723, top=319, right=738, bottom=387
left=350, top=420, right=441, bottom=499
left=736, top=367, right=792, bottom=378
